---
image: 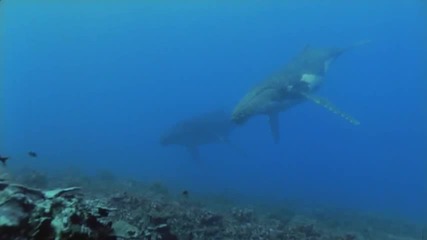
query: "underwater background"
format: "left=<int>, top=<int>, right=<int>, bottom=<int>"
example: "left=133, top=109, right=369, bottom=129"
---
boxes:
left=1, top=0, right=426, bottom=227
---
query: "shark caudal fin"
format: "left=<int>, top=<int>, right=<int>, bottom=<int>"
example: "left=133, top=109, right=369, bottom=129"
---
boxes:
left=301, top=93, right=360, bottom=125
left=269, top=113, right=281, bottom=143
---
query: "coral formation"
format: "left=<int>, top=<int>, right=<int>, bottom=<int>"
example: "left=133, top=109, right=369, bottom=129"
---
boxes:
left=0, top=169, right=423, bottom=240
left=0, top=181, right=115, bottom=240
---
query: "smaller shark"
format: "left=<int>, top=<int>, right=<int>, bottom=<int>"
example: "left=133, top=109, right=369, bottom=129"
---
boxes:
left=232, top=41, right=369, bottom=143
left=160, top=109, right=243, bottom=161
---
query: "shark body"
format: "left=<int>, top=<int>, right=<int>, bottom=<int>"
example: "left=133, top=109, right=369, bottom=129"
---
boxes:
left=160, top=110, right=240, bottom=161
left=232, top=41, right=368, bottom=143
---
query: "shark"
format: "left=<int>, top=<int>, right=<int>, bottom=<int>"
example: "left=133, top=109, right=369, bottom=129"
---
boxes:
left=160, top=109, right=243, bottom=161
left=231, top=41, right=369, bottom=143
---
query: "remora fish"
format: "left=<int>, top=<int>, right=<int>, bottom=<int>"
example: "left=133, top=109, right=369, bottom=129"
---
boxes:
left=232, top=41, right=369, bottom=143
left=160, top=110, right=244, bottom=161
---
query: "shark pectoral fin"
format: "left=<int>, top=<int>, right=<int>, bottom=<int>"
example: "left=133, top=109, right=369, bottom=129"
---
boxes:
left=187, top=146, right=201, bottom=162
left=301, top=93, right=360, bottom=125
left=269, top=113, right=280, bottom=143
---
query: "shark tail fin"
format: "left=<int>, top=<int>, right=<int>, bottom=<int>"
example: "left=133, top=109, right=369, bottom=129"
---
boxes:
left=301, top=93, right=360, bottom=126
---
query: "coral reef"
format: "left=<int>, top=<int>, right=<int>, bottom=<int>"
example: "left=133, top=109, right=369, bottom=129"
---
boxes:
left=0, top=181, right=116, bottom=240
left=0, top=169, right=423, bottom=240
left=104, top=190, right=361, bottom=240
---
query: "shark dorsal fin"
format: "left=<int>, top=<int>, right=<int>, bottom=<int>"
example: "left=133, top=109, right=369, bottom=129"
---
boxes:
left=301, top=93, right=360, bottom=125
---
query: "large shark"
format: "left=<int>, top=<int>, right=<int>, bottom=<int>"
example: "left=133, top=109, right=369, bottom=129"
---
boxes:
left=231, top=41, right=369, bottom=143
left=160, top=110, right=242, bottom=161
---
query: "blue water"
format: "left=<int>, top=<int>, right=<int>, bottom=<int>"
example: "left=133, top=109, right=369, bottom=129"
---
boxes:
left=2, top=1, right=426, bottom=223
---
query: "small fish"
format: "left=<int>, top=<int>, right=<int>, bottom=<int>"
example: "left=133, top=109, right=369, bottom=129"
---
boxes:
left=182, top=190, right=189, bottom=198
left=0, top=155, right=9, bottom=166
left=28, top=151, right=38, bottom=158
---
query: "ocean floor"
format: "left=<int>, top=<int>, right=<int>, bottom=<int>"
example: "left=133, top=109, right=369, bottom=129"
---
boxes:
left=0, top=167, right=424, bottom=240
